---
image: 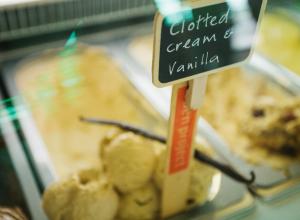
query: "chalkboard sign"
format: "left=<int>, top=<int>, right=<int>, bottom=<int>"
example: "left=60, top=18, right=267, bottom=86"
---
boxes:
left=152, top=0, right=267, bottom=87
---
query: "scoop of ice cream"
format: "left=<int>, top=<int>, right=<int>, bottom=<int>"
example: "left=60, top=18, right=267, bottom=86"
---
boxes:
left=43, top=167, right=119, bottom=220
left=118, top=183, right=160, bottom=220
left=43, top=174, right=79, bottom=220
left=242, top=97, right=300, bottom=156
left=187, top=158, right=217, bottom=206
left=102, top=132, right=156, bottom=193
left=100, top=128, right=123, bottom=159
left=154, top=140, right=217, bottom=206
left=0, top=207, right=27, bottom=220
left=153, top=148, right=165, bottom=190
left=69, top=176, right=119, bottom=220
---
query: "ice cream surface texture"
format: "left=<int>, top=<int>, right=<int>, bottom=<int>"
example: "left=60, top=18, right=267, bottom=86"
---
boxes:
left=202, top=68, right=298, bottom=168
left=15, top=45, right=165, bottom=177
left=154, top=140, right=217, bottom=206
left=257, top=13, right=300, bottom=75
left=117, top=183, right=160, bottom=220
left=242, top=97, right=300, bottom=156
left=101, top=131, right=218, bottom=209
left=43, top=131, right=218, bottom=220
left=43, top=168, right=119, bottom=220
left=102, top=132, right=156, bottom=193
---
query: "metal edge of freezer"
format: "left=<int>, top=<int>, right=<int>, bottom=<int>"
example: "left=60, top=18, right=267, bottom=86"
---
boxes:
left=0, top=92, right=47, bottom=220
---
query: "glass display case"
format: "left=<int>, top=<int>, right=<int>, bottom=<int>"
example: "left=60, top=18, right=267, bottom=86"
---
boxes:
left=0, top=1, right=300, bottom=220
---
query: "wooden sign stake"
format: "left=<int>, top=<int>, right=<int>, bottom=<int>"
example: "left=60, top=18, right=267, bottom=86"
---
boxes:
left=161, top=82, right=200, bottom=218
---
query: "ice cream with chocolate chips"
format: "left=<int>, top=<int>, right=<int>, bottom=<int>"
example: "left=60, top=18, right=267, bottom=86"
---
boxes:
left=201, top=68, right=299, bottom=168
left=241, top=97, right=300, bottom=161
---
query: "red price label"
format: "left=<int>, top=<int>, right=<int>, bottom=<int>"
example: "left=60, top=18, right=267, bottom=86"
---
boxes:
left=169, top=86, right=197, bottom=174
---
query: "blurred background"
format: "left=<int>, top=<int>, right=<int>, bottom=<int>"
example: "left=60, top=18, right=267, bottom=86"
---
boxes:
left=0, top=0, right=300, bottom=220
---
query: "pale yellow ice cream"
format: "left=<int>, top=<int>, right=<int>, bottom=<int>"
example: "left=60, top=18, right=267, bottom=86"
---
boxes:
left=242, top=97, right=300, bottom=155
left=69, top=181, right=119, bottom=220
left=42, top=168, right=119, bottom=220
left=154, top=140, right=217, bottom=206
left=15, top=45, right=166, bottom=177
left=102, top=132, right=157, bottom=193
left=101, top=130, right=218, bottom=207
left=202, top=68, right=299, bottom=168
left=43, top=174, right=79, bottom=220
left=117, top=183, right=160, bottom=220
left=188, top=155, right=218, bottom=206
left=257, top=13, right=300, bottom=75
left=43, top=130, right=219, bottom=220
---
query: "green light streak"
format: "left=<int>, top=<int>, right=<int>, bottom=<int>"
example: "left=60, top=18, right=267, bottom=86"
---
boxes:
left=0, top=29, right=82, bottom=124
left=154, top=0, right=193, bottom=25
left=65, top=31, right=77, bottom=47
left=62, top=76, right=82, bottom=88
left=0, top=96, right=29, bottom=125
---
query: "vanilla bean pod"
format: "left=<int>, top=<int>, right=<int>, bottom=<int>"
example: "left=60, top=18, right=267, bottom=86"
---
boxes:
left=80, top=116, right=256, bottom=186
left=80, top=116, right=166, bottom=143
